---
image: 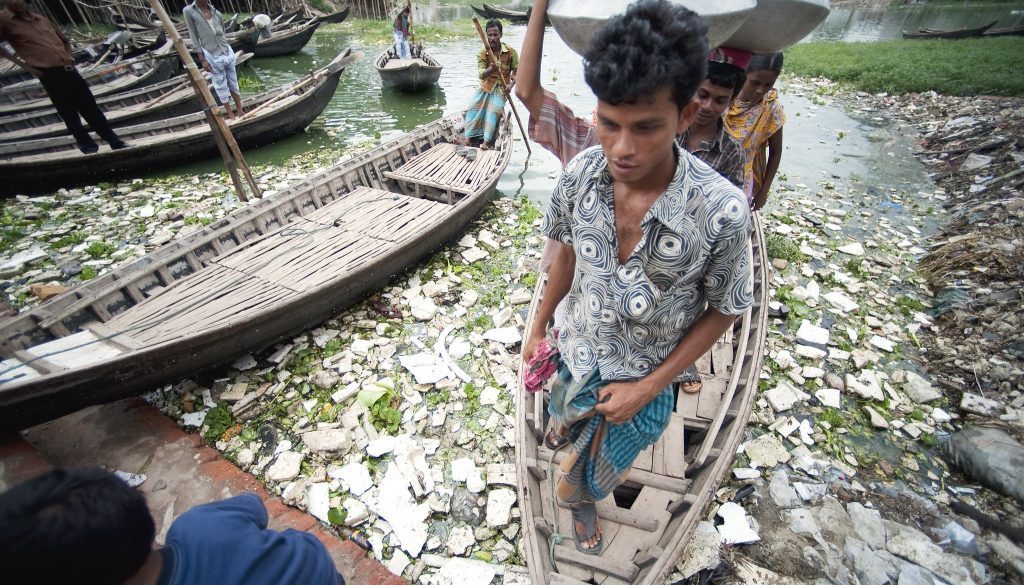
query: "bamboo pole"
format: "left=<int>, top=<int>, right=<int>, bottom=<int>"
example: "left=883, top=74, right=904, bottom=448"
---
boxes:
left=471, top=16, right=530, bottom=155
left=146, top=0, right=260, bottom=202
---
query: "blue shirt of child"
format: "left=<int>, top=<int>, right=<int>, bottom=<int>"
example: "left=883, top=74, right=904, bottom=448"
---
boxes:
left=155, top=493, right=343, bottom=585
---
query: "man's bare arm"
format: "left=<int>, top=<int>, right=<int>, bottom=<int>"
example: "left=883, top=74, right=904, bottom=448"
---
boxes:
left=595, top=308, right=736, bottom=424
left=522, top=241, right=574, bottom=363
left=513, top=0, right=548, bottom=121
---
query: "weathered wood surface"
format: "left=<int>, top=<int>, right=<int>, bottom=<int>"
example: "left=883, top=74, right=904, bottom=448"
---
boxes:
left=0, top=112, right=512, bottom=430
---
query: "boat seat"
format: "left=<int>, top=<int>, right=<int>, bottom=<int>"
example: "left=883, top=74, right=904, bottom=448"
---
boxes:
left=383, top=143, right=499, bottom=204
left=381, top=58, right=428, bottom=70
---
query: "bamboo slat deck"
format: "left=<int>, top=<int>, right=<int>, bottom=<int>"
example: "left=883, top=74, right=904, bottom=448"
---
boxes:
left=0, top=113, right=513, bottom=430
left=516, top=215, right=770, bottom=585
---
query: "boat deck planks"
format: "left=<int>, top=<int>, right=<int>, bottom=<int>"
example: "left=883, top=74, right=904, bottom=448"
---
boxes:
left=101, top=186, right=450, bottom=347
left=385, top=143, right=500, bottom=197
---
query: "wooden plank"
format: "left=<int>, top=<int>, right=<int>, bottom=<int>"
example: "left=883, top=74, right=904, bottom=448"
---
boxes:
left=82, top=321, right=146, bottom=351
left=13, top=350, right=62, bottom=374
left=556, top=499, right=659, bottom=533
left=653, top=414, right=685, bottom=478
left=533, top=450, right=691, bottom=495
left=552, top=545, right=638, bottom=581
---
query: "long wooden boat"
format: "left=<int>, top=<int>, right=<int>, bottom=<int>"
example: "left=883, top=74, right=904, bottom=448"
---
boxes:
left=478, top=3, right=531, bottom=23
left=251, top=18, right=323, bottom=57
left=0, top=70, right=212, bottom=135
left=0, top=30, right=167, bottom=89
left=515, top=215, right=769, bottom=584
left=0, top=47, right=177, bottom=116
left=312, top=7, right=351, bottom=25
left=902, top=20, right=997, bottom=39
left=0, top=42, right=175, bottom=105
left=0, top=50, right=360, bottom=195
left=375, top=45, right=443, bottom=92
left=0, top=53, right=254, bottom=143
left=0, top=111, right=512, bottom=431
left=983, top=24, right=1024, bottom=37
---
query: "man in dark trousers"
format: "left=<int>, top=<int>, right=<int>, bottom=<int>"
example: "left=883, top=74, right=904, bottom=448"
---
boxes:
left=0, top=0, right=129, bottom=153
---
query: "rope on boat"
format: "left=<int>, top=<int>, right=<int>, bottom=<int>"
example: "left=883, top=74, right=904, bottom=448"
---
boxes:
left=545, top=446, right=566, bottom=573
left=0, top=196, right=404, bottom=383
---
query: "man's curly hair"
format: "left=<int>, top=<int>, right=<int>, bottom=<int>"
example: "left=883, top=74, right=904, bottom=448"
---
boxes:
left=583, top=0, right=708, bottom=109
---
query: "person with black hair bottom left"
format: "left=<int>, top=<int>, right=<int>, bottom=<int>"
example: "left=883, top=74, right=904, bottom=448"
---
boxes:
left=0, top=467, right=345, bottom=585
left=520, top=0, right=753, bottom=556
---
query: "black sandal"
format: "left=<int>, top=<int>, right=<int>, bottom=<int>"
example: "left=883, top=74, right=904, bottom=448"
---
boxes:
left=544, top=423, right=569, bottom=450
left=680, top=364, right=703, bottom=394
left=570, top=501, right=603, bottom=555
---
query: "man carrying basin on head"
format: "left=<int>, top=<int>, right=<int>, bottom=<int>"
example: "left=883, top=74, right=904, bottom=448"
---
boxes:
left=516, top=0, right=749, bottom=394
left=184, top=0, right=244, bottom=119
left=0, top=0, right=130, bottom=154
left=520, top=0, right=753, bottom=556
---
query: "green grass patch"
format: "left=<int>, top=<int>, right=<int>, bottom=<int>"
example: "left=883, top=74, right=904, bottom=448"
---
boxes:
left=80, top=266, right=98, bottom=281
left=786, top=38, right=1024, bottom=96
left=340, top=18, right=478, bottom=44
left=84, top=241, right=117, bottom=259
left=765, top=233, right=805, bottom=264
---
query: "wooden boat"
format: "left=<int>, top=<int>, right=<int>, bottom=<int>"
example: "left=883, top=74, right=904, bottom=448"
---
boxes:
left=0, top=44, right=177, bottom=114
left=375, top=44, right=443, bottom=92
left=515, top=215, right=769, bottom=584
left=477, top=3, right=531, bottom=23
left=251, top=18, right=324, bottom=57
left=0, top=30, right=167, bottom=89
left=0, top=71, right=213, bottom=135
left=0, top=111, right=512, bottom=431
left=902, top=20, right=998, bottom=40
left=312, top=7, right=352, bottom=25
left=0, top=53, right=254, bottom=143
left=0, top=50, right=360, bottom=196
left=983, top=24, right=1024, bottom=37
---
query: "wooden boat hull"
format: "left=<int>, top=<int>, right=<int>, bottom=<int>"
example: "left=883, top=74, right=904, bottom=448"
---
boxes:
left=516, top=215, right=769, bottom=584
left=0, top=113, right=512, bottom=431
left=253, top=20, right=322, bottom=57
left=984, top=25, right=1024, bottom=37
left=0, top=50, right=358, bottom=195
left=482, top=3, right=530, bottom=23
left=903, top=20, right=997, bottom=39
left=0, top=53, right=177, bottom=117
left=0, top=54, right=254, bottom=143
left=0, top=43, right=176, bottom=106
left=313, top=7, right=351, bottom=25
left=375, top=47, right=443, bottom=92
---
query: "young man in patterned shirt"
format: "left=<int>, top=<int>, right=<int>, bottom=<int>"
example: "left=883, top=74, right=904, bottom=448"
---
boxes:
left=521, top=0, right=753, bottom=556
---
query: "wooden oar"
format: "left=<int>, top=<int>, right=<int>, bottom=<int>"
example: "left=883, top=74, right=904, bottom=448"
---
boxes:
left=471, top=16, right=531, bottom=156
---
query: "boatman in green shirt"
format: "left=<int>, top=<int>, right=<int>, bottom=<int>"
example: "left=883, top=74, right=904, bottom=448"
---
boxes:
left=462, top=19, right=517, bottom=150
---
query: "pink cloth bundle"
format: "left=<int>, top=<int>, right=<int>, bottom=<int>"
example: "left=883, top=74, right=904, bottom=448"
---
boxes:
left=523, top=332, right=560, bottom=394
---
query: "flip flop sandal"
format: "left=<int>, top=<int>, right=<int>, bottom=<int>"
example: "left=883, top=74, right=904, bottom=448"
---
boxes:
left=570, top=501, right=604, bottom=556
left=543, top=423, right=570, bottom=450
left=681, top=364, right=703, bottom=394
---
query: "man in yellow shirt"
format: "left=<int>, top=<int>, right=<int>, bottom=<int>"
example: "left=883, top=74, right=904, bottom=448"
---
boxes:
left=462, top=19, right=517, bottom=150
